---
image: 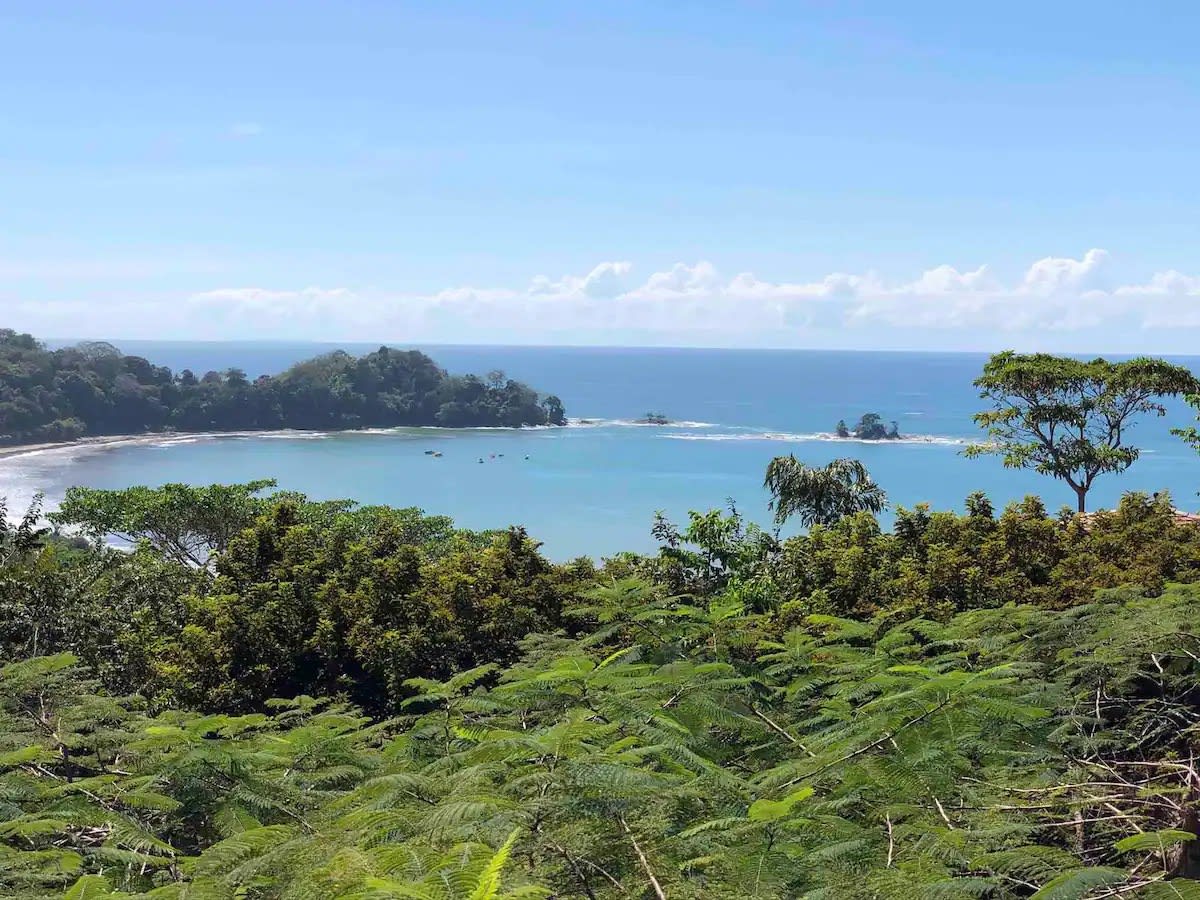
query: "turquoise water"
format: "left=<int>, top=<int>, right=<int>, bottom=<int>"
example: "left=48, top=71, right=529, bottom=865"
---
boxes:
left=9, top=342, right=1200, bottom=559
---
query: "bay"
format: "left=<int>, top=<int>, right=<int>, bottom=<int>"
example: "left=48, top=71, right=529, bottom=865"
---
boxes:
left=5, top=342, right=1199, bottom=559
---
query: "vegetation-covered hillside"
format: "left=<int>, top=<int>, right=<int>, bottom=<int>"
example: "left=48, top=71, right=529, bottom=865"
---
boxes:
left=3, top=478, right=1200, bottom=897
left=0, top=330, right=567, bottom=443
left=7, top=349, right=1200, bottom=897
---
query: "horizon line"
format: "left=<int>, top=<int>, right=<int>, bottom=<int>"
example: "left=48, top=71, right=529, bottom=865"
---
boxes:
left=40, top=335, right=1200, bottom=359
left=37, top=336, right=1200, bottom=362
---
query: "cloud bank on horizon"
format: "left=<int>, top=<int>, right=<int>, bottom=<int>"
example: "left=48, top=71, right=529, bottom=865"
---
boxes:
left=8, top=248, right=1200, bottom=352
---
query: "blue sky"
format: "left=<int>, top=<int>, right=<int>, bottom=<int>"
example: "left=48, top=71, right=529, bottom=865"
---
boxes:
left=3, top=1, right=1200, bottom=350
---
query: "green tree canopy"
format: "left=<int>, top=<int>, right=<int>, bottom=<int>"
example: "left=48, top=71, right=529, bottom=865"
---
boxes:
left=9, top=482, right=1200, bottom=895
left=763, top=456, right=887, bottom=527
left=0, top=331, right=566, bottom=443
left=50, top=480, right=279, bottom=567
left=853, top=412, right=889, bottom=439
left=966, top=351, right=1198, bottom=512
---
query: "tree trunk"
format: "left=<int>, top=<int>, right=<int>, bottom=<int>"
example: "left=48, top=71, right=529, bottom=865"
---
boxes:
left=1172, top=803, right=1200, bottom=878
left=1074, top=485, right=1087, bottom=513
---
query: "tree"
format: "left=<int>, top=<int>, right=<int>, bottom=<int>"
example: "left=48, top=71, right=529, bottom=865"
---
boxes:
left=763, top=456, right=887, bottom=527
left=851, top=412, right=895, bottom=440
left=966, top=352, right=1198, bottom=512
left=834, top=419, right=850, bottom=438
left=649, top=503, right=778, bottom=600
left=72, top=340, right=120, bottom=361
left=541, top=394, right=567, bottom=426
left=50, top=480, right=279, bottom=567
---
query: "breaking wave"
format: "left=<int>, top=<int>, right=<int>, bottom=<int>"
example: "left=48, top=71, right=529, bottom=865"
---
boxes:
left=566, top=418, right=717, bottom=429
left=660, top=430, right=967, bottom=447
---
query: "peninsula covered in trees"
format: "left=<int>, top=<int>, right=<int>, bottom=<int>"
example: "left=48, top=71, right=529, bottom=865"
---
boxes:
left=0, top=330, right=567, bottom=444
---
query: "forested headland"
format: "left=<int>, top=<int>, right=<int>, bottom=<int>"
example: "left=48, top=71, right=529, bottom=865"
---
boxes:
left=10, top=351, right=1200, bottom=897
left=0, top=330, right=566, bottom=444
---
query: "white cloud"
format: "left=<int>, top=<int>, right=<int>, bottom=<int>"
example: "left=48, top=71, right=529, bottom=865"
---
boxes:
left=1113, top=269, right=1200, bottom=329
left=631, top=261, right=721, bottom=298
left=1021, top=248, right=1110, bottom=295
left=170, top=250, right=1200, bottom=343
left=1116, top=270, right=1200, bottom=297
left=8, top=249, right=1200, bottom=349
left=907, top=263, right=995, bottom=295
left=580, top=261, right=633, bottom=298
left=528, top=261, right=632, bottom=299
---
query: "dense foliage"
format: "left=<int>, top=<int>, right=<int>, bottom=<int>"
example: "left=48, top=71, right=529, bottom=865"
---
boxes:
left=19, top=483, right=595, bottom=715
left=0, top=330, right=566, bottom=443
left=642, top=489, right=1200, bottom=617
left=6, top=477, right=1200, bottom=897
left=6, top=347, right=1200, bottom=897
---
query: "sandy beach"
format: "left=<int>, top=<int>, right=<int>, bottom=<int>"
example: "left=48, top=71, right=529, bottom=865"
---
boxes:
left=0, top=430, right=324, bottom=462
left=0, top=436, right=134, bottom=461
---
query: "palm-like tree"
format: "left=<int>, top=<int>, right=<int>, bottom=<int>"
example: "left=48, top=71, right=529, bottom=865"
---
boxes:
left=763, top=456, right=886, bottom=527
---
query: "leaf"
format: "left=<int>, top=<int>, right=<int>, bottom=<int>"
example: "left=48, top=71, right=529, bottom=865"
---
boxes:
left=1030, top=867, right=1127, bottom=899
left=63, top=874, right=115, bottom=899
left=0, top=816, right=70, bottom=838
left=1114, top=829, right=1197, bottom=853
left=0, top=744, right=55, bottom=767
left=1, top=652, right=78, bottom=680
left=1139, top=881, right=1200, bottom=899
left=748, top=786, right=815, bottom=823
left=596, top=646, right=638, bottom=670
left=469, top=829, right=520, bottom=900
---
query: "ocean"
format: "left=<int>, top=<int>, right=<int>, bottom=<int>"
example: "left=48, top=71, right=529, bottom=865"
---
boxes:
left=4, top=342, right=1199, bottom=560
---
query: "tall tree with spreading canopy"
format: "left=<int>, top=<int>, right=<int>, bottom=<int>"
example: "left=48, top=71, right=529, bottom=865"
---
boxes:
left=966, top=351, right=1197, bottom=512
left=763, top=456, right=887, bottom=527
left=50, top=480, right=280, bottom=567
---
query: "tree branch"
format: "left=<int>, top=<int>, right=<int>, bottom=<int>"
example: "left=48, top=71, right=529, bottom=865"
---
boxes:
left=620, top=816, right=667, bottom=900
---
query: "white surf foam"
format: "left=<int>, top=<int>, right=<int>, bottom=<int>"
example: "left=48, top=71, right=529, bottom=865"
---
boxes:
left=660, top=430, right=967, bottom=446
left=566, top=417, right=717, bottom=429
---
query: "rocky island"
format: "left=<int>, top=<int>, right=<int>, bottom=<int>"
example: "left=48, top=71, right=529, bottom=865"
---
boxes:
left=835, top=412, right=901, bottom=440
left=635, top=412, right=671, bottom=425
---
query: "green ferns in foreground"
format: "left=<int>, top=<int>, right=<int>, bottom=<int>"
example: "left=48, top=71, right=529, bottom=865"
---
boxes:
left=8, top=581, right=1200, bottom=897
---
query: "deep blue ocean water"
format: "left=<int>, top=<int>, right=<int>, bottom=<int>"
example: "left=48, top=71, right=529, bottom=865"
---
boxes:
left=6, top=341, right=1200, bottom=560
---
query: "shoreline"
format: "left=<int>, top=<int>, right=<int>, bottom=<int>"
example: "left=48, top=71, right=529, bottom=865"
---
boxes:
left=0, top=421, right=577, bottom=463
left=0, top=435, right=134, bottom=461
left=0, top=421, right=969, bottom=463
left=0, top=430, right=324, bottom=462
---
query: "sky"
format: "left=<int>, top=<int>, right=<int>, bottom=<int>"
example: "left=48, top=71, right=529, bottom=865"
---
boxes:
left=2, top=1, right=1200, bottom=351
